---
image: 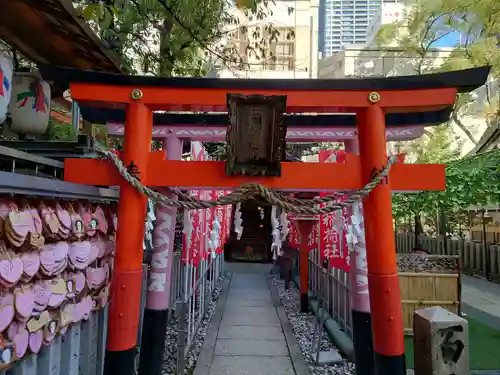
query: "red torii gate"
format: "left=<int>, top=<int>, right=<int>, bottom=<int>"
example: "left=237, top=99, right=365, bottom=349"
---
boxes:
left=54, top=65, right=489, bottom=375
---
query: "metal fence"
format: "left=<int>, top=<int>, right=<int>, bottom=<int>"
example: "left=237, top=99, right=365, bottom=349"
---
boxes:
left=175, top=255, right=224, bottom=372
left=3, top=310, right=109, bottom=375
left=294, top=249, right=354, bottom=339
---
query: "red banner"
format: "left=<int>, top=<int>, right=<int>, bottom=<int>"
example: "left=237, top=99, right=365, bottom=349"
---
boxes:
left=190, top=192, right=202, bottom=266
left=319, top=150, right=349, bottom=270
left=287, top=212, right=299, bottom=248
left=306, top=219, right=320, bottom=251
left=183, top=142, right=207, bottom=266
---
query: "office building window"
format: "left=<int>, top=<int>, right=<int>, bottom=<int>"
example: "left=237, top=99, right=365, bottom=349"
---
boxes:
left=265, top=26, right=296, bottom=71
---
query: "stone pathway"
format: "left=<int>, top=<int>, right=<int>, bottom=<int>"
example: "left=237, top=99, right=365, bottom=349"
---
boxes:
left=462, top=275, right=500, bottom=330
left=194, top=263, right=306, bottom=375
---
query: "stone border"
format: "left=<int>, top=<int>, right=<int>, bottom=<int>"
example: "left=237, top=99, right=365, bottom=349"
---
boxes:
left=292, top=276, right=354, bottom=361
left=193, top=274, right=232, bottom=375
left=462, top=303, right=500, bottom=331
left=267, top=275, right=311, bottom=375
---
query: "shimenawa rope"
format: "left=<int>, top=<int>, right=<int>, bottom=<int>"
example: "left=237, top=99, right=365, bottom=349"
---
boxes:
left=94, top=143, right=396, bottom=214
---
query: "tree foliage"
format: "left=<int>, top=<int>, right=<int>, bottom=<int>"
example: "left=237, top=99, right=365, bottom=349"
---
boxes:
left=376, top=0, right=500, bottom=147
left=375, top=0, right=500, bottom=232
left=73, top=0, right=293, bottom=76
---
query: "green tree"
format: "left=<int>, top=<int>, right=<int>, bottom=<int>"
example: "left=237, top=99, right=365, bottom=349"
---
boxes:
left=376, top=0, right=500, bottom=147
left=74, top=0, right=292, bottom=76
left=376, top=0, right=500, bottom=237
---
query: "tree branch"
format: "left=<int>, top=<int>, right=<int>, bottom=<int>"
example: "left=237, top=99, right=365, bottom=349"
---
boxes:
left=451, top=109, right=478, bottom=145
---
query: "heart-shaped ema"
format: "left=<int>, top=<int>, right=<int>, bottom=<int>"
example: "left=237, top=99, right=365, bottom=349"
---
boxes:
left=56, top=204, right=71, bottom=229
left=29, top=209, right=43, bottom=235
left=13, top=329, right=29, bottom=359
left=21, top=252, right=40, bottom=278
left=29, top=330, right=43, bottom=354
left=0, top=258, right=23, bottom=285
left=33, top=282, right=52, bottom=309
left=68, top=242, right=91, bottom=270
left=0, top=305, right=14, bottom=333
left=7, top=211, right=30, bottom=238
left=14, top=288, right=35, bottom=319
left=71, top=272, right=86, bottom=294
left=7, top=321, right=18, bottom=341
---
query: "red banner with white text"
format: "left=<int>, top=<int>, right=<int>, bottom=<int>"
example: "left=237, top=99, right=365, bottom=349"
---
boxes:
left=319, top=150, right=349, bottom=270
left=184, top=141, right=207, bottom=266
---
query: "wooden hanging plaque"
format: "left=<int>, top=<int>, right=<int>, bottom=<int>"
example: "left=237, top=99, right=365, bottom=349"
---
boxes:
left=226, top=94, right=287, bottom=177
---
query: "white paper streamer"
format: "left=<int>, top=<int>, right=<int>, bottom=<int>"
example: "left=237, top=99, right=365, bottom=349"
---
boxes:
left=143, top=199, right=156, bottom=250
left=234, top=203, right=243, bottom=240
left=271, top=205, right=282, bottom=259
left=208, top=217, right=221, bottom=259
left=346, top=202, right=365, bottom=251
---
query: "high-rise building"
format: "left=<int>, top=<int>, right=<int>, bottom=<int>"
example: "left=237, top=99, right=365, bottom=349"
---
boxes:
left=319, top=0, right=401, bottom=58
left=215, top=0, right=320, bottom=79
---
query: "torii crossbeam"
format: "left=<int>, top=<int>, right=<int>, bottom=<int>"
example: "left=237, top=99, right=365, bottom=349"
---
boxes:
left=45, top=65, right=490, bottom=375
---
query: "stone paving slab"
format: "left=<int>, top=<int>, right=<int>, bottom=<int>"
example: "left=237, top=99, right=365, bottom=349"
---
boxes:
left=209, top=356, right=295, bottom=375
left=226, top=295, right=273, bottom=302
left=224, top=298, right=272, bottom=307
left=220, top=311, right=281, bottom=327
left=227, top=290, right=271, bottom=297
left=215, top=338, right=288, bottom=356
left=217, top=325, right=284, bottom=340
left=194, top=265, right=310, bottom=375
left=223, top=306, right=278, bottom=316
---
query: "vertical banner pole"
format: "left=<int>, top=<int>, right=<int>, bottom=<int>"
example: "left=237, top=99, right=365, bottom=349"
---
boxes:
left=139, top=137, right=182, bottom=375
left=345, top=139, right=375, bottom=375
left=104, top=103, right=152, bottom=375
left=357, top=104, right=406, bottom=375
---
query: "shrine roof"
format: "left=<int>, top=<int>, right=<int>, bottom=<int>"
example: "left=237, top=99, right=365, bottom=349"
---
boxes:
left=79, top=106, right=452, bottom=128
left=40, top=65, right=489, bottom=93
left=0, top=1, right=122, bottom=73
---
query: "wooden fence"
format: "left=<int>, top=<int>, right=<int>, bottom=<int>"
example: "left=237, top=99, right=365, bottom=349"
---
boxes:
left=396, top=232, right=500, bottom=282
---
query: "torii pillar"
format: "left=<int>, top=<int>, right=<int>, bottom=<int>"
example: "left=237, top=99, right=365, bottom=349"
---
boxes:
left=61, top=71, right=475, bottom=375
left=357, top=100, right=405, bottom=373
left=103, top=103, right=153, bottom=375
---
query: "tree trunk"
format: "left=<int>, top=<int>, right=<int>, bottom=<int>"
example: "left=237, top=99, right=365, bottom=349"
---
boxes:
left=158, top=15, right=175, bottom=77
left=414, top=214, right=424, bottom=248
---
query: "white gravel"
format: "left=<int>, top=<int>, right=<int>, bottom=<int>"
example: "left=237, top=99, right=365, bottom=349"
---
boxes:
left=162, top=276, right=226, bottom=374
left=270, top=275, right=355, bottom=375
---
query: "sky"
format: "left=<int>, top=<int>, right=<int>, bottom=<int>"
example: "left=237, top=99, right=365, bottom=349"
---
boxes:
left=431, top=31, right=462, bottom=47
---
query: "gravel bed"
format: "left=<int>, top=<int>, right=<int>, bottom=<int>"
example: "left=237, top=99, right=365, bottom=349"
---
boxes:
left=162, top=276, right=226, bottom=375
left=397, top=254, right=458, bottom=272
left=270, top=275, right=354, bottom=375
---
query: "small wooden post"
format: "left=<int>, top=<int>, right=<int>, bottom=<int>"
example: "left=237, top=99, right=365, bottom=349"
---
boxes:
left=294, top=216, right=317, bottom=313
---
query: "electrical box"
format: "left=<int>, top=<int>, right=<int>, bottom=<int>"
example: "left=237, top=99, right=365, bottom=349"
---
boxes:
left=413, top=306, right=469, bottom=375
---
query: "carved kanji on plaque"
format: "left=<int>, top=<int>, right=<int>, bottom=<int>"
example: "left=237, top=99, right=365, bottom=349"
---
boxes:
left=226, top=93, right=287, bottom=177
